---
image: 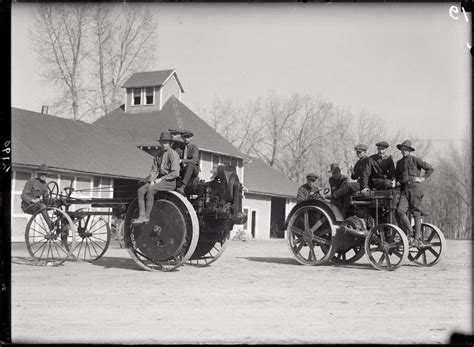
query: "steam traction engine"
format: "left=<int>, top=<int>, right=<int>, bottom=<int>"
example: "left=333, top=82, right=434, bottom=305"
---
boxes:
left=123, top=165, right=247, bottom=271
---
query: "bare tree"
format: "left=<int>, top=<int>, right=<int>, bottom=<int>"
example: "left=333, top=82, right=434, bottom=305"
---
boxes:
left=30, top=3, right=158, bottom=121
left=90, top=5, right=158, bottom=116
left=30, top=4, right=93, bottom=121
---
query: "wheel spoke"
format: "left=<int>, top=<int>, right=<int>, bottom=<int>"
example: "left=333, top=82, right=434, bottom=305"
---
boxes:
left=304, top=211, right=309, bottom=231
left=294, top=241, right=305, bottom=254
left=309, top=219, right=324, bottom=233
left=313, top=235, right=330, bottom=246
left=377, top=252, right=386, bottom=265
left=391, top=249, right=403, bottom=259
left=422, top=250, right=427, bottom=264
left=308, top=243, right=317, bottom=261
left=289, top=225, right=304, bottom=236
left=427, top=247, right=439, bottom=257
left=385, top=252, right=392, bottom=270
left=413, top=249, right=424, bottom=261
left=370, top=246, right=382, bottom=252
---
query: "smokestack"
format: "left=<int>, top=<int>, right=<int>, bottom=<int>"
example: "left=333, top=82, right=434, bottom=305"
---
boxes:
left=41, top=106, right=48, bottom=115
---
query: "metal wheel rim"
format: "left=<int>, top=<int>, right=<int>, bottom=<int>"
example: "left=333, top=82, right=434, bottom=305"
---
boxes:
left=408, top=223, right=446, bottom=266
left=331, top=243, right=366, bottom=264
left=186, top=232, right=230, bottom=267
left=125, top=192, right=199, bottom=272
left=286, top=205, right=336, bottom=266
left=364, top=223, right=409, bottom=271
left=70, top=208, right=111, bottom=262
left=24, top=207, right=77, bottom=266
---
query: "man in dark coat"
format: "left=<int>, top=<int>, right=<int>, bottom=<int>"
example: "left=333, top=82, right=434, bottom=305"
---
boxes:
left=133, top=132, right=181, bottom=225
left=296, top=173, right=321, bottom=203
left=368, top=141, right=396, bottom=190
left=21, top=163, right=54, bottom=230
left=394, top=140, right=434, bottom=247
left=326, top=144, right=371, bottom=217
left=327, top=163, right=349, bottom=211
left=176, top=130, right=200, bottom=195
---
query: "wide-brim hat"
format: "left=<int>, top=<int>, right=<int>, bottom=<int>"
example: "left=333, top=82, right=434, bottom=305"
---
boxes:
left=328, top=163, right=340, bottom=173
left=354, top=144, right=368, bottom=152
left=37, top=163, right=49, bottom=174
left=137, top=142, right=163, bottom=155
left=396, top=140, right=415, bottom=151
left=158, top=132, right=173, bottom=142
left=306, top=172, right=318, bottom=180
left=375, top=141, right=389, bottom=148
left=168, top=128, right=182, bottom=136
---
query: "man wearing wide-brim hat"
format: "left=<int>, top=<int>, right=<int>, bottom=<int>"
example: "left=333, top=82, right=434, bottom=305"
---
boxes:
left=394, top=139, right=434, bottom=247
left=326, top=144, right=371, bottom=217
left=133, top=132, right=181, bottom=225
left=296, top=172, right=322, bottom=203
left=20, top=163, right=54, bottom=230
left=367, top=141, right=396, bottom=190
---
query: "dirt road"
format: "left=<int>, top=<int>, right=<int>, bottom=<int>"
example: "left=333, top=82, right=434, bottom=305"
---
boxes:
left=10, top=239, right=472, bottom=344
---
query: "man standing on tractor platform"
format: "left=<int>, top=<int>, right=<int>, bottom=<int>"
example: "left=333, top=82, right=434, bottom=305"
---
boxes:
left=324, top=144, right=371, bottom=217
left=133, top=132, right=180, bottom=225
left=176, top=130, right=200, bottom=195
left=394, top=140, right=434, bottom=247
left=367, top=141, right=396, bottom=190
left=21, top=163, right=54, bottom=230
left=296, top=173, right=322, bottom=203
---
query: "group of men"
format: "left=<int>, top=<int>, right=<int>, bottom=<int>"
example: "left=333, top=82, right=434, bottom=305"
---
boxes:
left=133, top=129, right=200, bottom=224
left=297, top=139, right=434, bottom=247
left=21, top=130, right=201, bottom=228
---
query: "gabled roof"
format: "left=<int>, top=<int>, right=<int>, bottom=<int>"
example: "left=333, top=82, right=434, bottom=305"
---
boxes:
left=94, top=96, right=245, bottom=158
left=243, top=157, right=299, bottom=199
left=121, top=69, right=184, bottom=91
left=12, top=108, right=152, bottom=179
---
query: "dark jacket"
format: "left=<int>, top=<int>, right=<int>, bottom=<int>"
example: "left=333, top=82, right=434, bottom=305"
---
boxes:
left=368, top=153, right=396, bottom=186
left=329, top=174, right=349, bottom=193
left=395, top=155, right=434, bottom=185
left=351, top=157, right=371, bottom=189
left=182, top=143, right=200, bottom=167
left=296, top=183, right=321, bottom=203
left=21, top=178, right=49, bottom=209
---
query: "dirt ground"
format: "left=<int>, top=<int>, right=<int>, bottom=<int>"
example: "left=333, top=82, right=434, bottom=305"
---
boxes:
left=9, top=238, right=472, bottom=344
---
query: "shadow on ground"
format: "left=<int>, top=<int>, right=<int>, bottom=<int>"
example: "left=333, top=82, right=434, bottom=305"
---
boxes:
left=89, top=256, right=147, bottom=271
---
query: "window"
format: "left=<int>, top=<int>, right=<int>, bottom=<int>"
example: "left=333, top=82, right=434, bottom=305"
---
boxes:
left=133, top=88, right=141, bottom=105
left=145, top=87, right=154, bottom=105
left=230, top=158, right=238, bottom=168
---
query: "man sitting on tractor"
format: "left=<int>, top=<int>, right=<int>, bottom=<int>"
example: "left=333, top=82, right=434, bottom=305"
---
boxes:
left=133, top=132, right=180, bottom=225
left=367, top=141, right=396, bottom=190
left=327, top=163, right=349, bottom=211
left=394, top=140, right=434, bottom=247
left=20, top=163, right=54, bottom=230
left=176, top=130, right=200, bottom=195
left=296, top=172, right=322, bottom=203
left=324, top=144, right=371, bottom=217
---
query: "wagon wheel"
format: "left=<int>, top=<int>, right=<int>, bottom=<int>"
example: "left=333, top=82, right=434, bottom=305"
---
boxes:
left=45, top=181, right=59, bottom=206
left=286, top=205, right=337, bottom=265
left=186, top=230, right=231, bottom=267
left=70, top=208, right=111, bottom=262
left=408, top=223, right=446, bottom=266
left=124, top=191, right=199, bottom=272
left=364, top=223, right=409, bottom=271
left=24, top=207, right=77, bottom=266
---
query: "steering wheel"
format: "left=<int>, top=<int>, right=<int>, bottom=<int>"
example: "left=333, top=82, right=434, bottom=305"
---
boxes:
left=45, top=181, right=59, bottom=206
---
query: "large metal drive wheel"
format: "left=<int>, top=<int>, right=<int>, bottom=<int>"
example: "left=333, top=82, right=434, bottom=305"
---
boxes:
left=364, top=223, right=409, bottom=271
left=408, top=223, right=446, bottom=266
left=124, top=191, right=199, bottom=271
left=25, top=207, right=77, bottom=266
left=71, top=208, right=111, bottom=261
left=187, top=225, right=230, bottom=267
left=286, top=205, right=337, bottom=265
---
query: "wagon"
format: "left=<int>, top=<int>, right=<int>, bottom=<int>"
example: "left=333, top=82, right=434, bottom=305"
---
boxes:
left=24, top=145, right=247, bottom=271
left=285, top=189, right=446, bottom=271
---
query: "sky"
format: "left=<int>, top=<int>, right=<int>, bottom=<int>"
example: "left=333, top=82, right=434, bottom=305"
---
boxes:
left=12, top=3, right=471, bottom=149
